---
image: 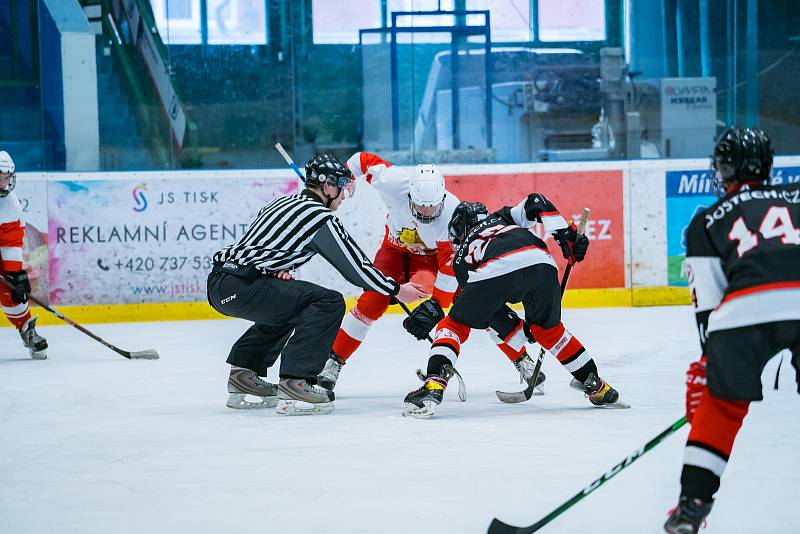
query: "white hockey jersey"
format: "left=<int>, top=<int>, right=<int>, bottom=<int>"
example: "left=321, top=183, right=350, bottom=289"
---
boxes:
left=0, top=191, right=25, bottom=273
left=346, top=152, right=460, bottom=305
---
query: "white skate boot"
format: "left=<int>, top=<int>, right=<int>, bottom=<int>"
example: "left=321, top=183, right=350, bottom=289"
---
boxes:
left=20, top=316, right=47, bottom=360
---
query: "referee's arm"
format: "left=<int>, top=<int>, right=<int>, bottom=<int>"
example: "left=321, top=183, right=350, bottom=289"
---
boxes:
left=309, top=217, right=400, bottom=296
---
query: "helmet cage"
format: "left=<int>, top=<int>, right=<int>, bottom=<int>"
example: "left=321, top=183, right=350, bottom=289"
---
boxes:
left=0, top=171, right=16, bottom=198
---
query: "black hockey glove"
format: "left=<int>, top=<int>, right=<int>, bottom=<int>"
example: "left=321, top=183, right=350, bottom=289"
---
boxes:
left=6, top=270, right=31, bottom=304
left=403, top=298, right=445, bottom=341
left=553, top=223, right=589, bottom=265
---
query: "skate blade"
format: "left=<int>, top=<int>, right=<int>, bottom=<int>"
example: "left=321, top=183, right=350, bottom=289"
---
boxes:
left=401, top=400, right=435, bottom=419
left=226, top=392, right=279, bottom=409
left=275, top=399, right=334, bottom=416
left=28, top=348, right=47, bottom=360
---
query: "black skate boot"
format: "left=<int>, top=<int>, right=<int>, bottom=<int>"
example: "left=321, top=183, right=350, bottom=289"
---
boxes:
left=20, top=316, right=47, bottom=360
left=317, top=354, right=344, bottom=390
left=226, top=368, right=278, bottom=409
left=664, top=496, right=713, bottom=533
left=570, top=372, right=630, bottom=408
left=276, top=378, right=335, bottom=415
left=402, top=367, right=452, bottom=418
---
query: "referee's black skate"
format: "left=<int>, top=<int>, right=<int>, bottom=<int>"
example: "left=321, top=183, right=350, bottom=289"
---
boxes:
left=20, top=316, right=47, bottom=360
left=664, top=496, right=713, bottom=534
left=226, top=368, right=278, bottom=409
left=276, top=378, right=334, bottom=415
left=570, top=372, right=630, bottom=408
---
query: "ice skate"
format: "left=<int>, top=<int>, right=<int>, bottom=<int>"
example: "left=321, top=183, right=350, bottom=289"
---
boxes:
left=402, top=369, right=450, bottom=418
left=226, top=368, right=278, bottom=409
left=570, top=372, right=630, bottom=408
left=664, top=496, right=713, bottom=534
left=276, top=378, right=335, bottom=415
left=514, top=353, right=546, bottom=395
left=20, top=316, right=47, bottom=360
left=317, top=354, right=344, bottom=390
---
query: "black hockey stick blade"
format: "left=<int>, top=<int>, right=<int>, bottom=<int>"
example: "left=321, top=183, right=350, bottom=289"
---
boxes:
left=487, top=416, right=688, bottom=534
left=487, top=518, right=531, bottom=534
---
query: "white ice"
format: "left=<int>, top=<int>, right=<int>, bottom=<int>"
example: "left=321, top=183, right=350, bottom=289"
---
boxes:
left=1, top=306, right=797, bottom=534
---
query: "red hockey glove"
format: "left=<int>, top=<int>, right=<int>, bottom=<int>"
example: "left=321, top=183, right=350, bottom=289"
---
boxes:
left=685, top=356, right=707, bottom=424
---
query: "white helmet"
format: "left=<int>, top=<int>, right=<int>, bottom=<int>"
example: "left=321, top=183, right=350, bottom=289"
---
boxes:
left=409, top=164, right=446, bottom=223
left=0, top=151, right=16, bottom=198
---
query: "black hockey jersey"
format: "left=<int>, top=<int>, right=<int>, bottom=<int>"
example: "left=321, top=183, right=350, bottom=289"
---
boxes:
left=452, top=194, right=568, bottom=285
left=684, top=183, right=800, bottom=349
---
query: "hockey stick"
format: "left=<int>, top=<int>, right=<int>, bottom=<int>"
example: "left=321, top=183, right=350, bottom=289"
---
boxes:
left=496, top=208, right=590, bottom=403
left=274, top=142, right=305, bottom=180
left=487, top=415, right=688, bottom=534
left=0, top=277, right=159, bottom=360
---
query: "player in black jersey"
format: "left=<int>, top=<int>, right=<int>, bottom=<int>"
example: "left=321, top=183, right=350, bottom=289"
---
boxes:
left=401, top=194, right=628, bottom=418
left=664, top=128, right=800, bottom=533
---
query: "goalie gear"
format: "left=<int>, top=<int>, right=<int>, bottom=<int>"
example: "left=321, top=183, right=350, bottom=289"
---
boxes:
left=0, top=150, right=16, bottom=198
left=402, top=298, right=444, bottom=340
left=409, top=164, right=446, bottom=223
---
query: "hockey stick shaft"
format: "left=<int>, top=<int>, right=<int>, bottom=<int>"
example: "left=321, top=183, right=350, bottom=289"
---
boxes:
left=488, top=416, right=687, bottom=534
left=275, top=142, right=305, bottom=180
left=496, top=208, right=590, bottom=403
left=0, top=277, right=159, bottom=360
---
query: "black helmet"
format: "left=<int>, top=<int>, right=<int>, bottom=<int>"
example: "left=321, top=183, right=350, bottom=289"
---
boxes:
left=304, top=153, right=353, bottom=192
left=712, top=127, right=773, bottom=193
left=448, top=201, right=488, bottom=245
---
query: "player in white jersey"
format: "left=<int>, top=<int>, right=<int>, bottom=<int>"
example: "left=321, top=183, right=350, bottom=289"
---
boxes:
left=0, top=151, right=47, bottom=359
left=318, top=152, right=549, bottom=392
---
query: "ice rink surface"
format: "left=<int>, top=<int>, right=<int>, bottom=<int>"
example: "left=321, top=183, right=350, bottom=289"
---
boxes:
left=1, top=306, right=797, bottom=534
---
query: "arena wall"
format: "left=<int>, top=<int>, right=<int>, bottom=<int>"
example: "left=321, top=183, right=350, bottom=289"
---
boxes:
left=11, top=156, right=800, bottom=324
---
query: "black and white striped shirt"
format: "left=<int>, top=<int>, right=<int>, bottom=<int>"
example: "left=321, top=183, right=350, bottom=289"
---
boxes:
left=213, top=190, right=399, bottom=295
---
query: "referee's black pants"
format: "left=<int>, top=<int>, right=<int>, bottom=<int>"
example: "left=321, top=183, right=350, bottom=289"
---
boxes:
left=207, top=271, right=345, bottom=381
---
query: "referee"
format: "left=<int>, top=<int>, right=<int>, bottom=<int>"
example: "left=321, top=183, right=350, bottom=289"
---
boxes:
left=207, top=153, right=426, bottom=415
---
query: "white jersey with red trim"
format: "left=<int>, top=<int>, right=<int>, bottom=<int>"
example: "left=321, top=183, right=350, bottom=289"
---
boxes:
left=0, top=191, right=25, bottom=273
left=346, top=152, right=459, bottom=253
left=346, top=152, right=460, bottom=305
left=684, top=183, right=800, bottom=347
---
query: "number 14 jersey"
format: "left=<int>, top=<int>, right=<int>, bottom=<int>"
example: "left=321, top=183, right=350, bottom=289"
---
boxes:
left=684, top=183, right=800, bottom=347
